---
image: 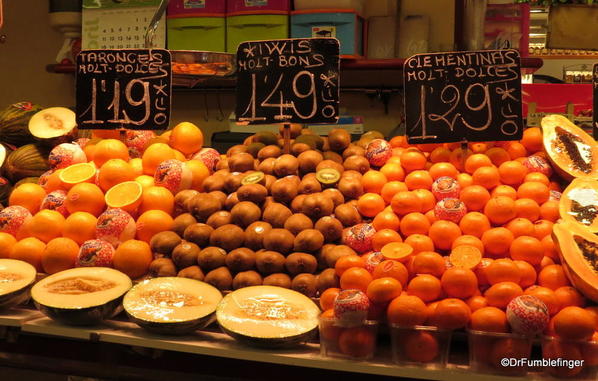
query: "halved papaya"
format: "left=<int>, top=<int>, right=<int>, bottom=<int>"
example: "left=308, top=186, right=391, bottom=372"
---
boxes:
left=552, top=221, right=598, bottom=303
left=559, top=178, right=598, bottom=233
left=541, top=115, right=598, bottom=180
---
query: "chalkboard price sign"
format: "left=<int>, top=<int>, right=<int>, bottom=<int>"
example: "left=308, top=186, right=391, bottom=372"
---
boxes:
left=593, top=63, right=597, bottom=139
left=404, top=49, right=523, bottom=144
left=76, top=49, right=172, bottom=130
left=235, top=38, right=340, bottom=125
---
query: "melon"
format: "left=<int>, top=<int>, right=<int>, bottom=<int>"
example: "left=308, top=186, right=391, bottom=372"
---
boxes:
left=28, top=107, right=76, bottom=140
left=216, top=285, right=320, bottom=348
left=0, top=259, right=37, bottom=308
left=0, top=176, right=12, bottom=206
left=0, top=144, right=6, bottom=168
left=3, top=144, right=50, bottom=182
left=123, top=277, right=222, bottom=335
left=0, top=102, right=43, bottom=146
left=31, top=267, right=132, bottom=325
left=559, top=177, right=598, bottom=233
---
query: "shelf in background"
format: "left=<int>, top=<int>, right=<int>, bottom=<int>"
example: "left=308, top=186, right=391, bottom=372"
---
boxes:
left=529, top=55, right=598, bottom=60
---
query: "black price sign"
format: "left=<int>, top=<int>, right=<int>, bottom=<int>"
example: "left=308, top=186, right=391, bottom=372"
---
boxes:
left=76, top=49, right=171, bottom=130
left=235, top=38, right=340, bottom=124
left=404, top=49, right=523, bottom=144
left=593, top=63, right=597, bottom=139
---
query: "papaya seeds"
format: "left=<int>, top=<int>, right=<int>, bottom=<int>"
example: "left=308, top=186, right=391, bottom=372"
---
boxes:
left=225, top=248, right=256, bottom=273
left=255, top=250, right=286, bottom=275
left=197, top=247, right=227, bottom=270
left=183, top=223, right=213, bottom=247
left=285, top=253, right=318, bottom=276
left=204, top=267, right=233, bottom=291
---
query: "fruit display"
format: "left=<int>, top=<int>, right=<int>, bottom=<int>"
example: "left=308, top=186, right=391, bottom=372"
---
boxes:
left=559, top=177, right=598, bottom=232
left=0, top=102, right=43, bottom=146
left=0, top=258, right=37, bottom=308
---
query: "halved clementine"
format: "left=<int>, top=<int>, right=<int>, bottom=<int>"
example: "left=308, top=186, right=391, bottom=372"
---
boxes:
left=59, top=162, right=97, bottom=189
left=449, top=245, right=482, bottom=269
left=105, top=181, right=143, bottom=214
left=381, top=242, right=414, bottom=262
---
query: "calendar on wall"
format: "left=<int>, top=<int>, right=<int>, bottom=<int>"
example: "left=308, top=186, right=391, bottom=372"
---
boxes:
left=82, top=0, right=166, bottom=50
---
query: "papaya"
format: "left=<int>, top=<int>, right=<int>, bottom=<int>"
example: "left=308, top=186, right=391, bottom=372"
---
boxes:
left=3, top=144, right=50, bottom=182
left=553, top=221, right=598, bottom=303
left=541, top=115, right=598, bottom=180
left=560, top=177, right=598, bottom=233
left=0, top=102, right=43, bottom=146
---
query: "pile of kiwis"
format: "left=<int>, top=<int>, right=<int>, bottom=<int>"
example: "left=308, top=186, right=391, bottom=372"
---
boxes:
left=146, top=127, right=386, bottom=298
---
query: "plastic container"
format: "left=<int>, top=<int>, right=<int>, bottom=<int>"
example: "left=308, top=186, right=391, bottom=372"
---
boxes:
left=291, top=10, right=364, bottom=58
left=167, top=0, right=226, bottom=17
left=390, top=325, right=451, bottom=368
left=226, top=14, right=289, bottom=53
left=227, top=0, right=289, bottom=15
left=167, top=16, right=226, bottom=52
left=319, top=317, right=378, bottom=360
left=293, top=0, right=365, bottom=16
left=541, top=336, right=598, bottom=380
left=468, top=330, right=533, bottom=377
left=367, top=16, right=396, bottom=59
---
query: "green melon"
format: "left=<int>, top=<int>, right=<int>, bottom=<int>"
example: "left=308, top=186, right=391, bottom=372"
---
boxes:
left=0, top=102, right=43, bottom=146
left=3, top=144, right=50, bottom=182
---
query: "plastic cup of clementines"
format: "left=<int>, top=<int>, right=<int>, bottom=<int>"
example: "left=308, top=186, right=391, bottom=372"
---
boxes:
left=319, top=313, right=378, bottom=360
left=390, top=325, right=452, bottom=368
left=541, top=336, right=598, bottom=380
left=467, top=329, right=533, bottom=377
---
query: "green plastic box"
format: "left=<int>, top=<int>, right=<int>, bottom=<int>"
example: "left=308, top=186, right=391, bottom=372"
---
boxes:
left=226, top=14, right=289, bottom=53
left=167, top=16, right=226, bottom=52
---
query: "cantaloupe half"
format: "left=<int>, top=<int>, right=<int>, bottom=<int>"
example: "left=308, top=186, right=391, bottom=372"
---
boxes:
left=560, top=177, right=598, bottom=233
left=29, top=107, right=76, bottom=139
left=0, top=144, right=6, bottom=168
left=216, top=285, right=320, bottom=348
left=0, top=259, right=37, bottom=308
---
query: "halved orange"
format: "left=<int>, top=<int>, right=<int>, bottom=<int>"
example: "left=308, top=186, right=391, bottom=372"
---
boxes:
left=449, top=245, right=482, bottom=269
left=105, top=181, right=143, bottom=214
left=381, top=242, right=414, bottom=262
left=58, top=162, right=97, bottom=189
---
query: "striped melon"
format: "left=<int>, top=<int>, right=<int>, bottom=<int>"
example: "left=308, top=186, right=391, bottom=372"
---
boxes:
left=3, top=144, right=50, bottom=182
left=0, top=102, right=42, bottom=146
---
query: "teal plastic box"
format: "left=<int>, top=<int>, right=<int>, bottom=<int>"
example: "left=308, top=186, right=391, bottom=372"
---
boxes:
left=167, top=16, right=226, bottom=52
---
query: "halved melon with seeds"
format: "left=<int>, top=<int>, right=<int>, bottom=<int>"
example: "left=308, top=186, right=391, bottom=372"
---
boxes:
left=59, top=162, right=97, bottom=189
left=0, top=144, right=6, bottom=168
left=0, top=259, right=37, bottom=308
left=29, top=107, right=77, bottom=139
left=560, top=177, right=598, bottom=233
left=541, top=115, right=598, bottom=180
left=105, top=181, right=142, bottom=213
left=552, top=222, right=598, bottom=303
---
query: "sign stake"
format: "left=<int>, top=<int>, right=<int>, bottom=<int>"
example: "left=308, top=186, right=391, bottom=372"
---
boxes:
left=283, top=123, right=291, bottom=154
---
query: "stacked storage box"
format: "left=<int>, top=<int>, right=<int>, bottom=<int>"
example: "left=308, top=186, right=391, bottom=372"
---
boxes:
left=167, top=0, right=226, bottom=52
left=226, top=0, right=290, bottom=54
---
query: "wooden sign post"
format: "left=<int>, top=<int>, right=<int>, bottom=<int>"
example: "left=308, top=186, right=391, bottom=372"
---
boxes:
left=403, top=49, right=523, bottom=144
left=235, top=38, right=340, bottom=153
left=593, top=63, right=597, bottom=139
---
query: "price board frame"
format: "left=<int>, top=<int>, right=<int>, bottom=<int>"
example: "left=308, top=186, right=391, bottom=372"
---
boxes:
left=593, top=63, right=597, bottom=139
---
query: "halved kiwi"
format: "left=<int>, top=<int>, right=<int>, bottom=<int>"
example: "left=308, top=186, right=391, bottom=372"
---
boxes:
left=316, top=168, right=341, bottom=187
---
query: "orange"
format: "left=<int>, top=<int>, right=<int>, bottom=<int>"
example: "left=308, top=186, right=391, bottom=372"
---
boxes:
left=491, top=185, right=517, bottom=200
left=457, top=173, right=473, bottom=188
left=40, top=169, right=65, bottom=193
left=91, top=130, right=120, bottom=139
left=367, top=277, right=402, bottom=303
left=441, top=267, right=478, bottom=299
left=319, top=309, right=342, bottom=342
left=112, top=239, right=153, bottom=279
left=428, top=162, right=458, bottom=180
left=472, top=166, right=500, bottom=190
left=381, top=242, right=413, bottom=262
left=371, top=229, right=402, bottom=251
left=449, top=147, right=472, bottom=172
left=505, top=141, right=527, bottom=159
left=65, top=183, right=106, bottom=217
left=533, top=219, right=553, bottom=239
left=62, top=212, right=97, bottom=245
left=470, top=306, right=509, bottom=333
left=104, top=181, right=143, bottom=214
left=509, top=235, right=543, bottom=265
left=428, top=220, right=461, bottom=251
left=335, top=255, right=366, bottom=276
left=541, top=256, right=556, bottom=268
left=93, top=139, right=129, bottom=168
left=488, top=338, right=530, bottom=369
left=459, top=185, right=490, bottom=211
left=185, top=159, right=210, bottom=190
left=459, top=212, right=491, bottom=238
left=391, top=191, right=422, bottom=216
left=517, top=181, right=549, bottom=205
left=451, top=235, right=484, bottom=254
left=485, top=147, right=510, bottom=167
left=538, top=265, right=569, bottom=290
left=524, top=286, right=559, bottom=315
left=514, top=198, right=540, bottom=221
left=553, top=307, right=595, bottom=341
left=135, top=175, right=155, bottom=190
left=340, top=267, right=373, bottom=292
left=8, top=183, right=46, bottom=214
left=0, top=233, right=17, bottom=259
left=389, top=136, right=408, bottom=148
left=464, top=154, right=492, bottom=174
left=41, top=237, right=79, bottom=274
left=380, top=181, right=407, bottom=204
left=320, top=288, right=340, bottom=311
left=412, top=189, right=436, bottom=212
left=520, top=127, right=543, bottom=153
left=404, top=234, right=435, bottom=254
left=467, top=295, right=488, bottom=312
left=410, top=251, right=445, bottom=277
left=338, top=326, right=376, bottom=358
left=554, top=286, right=585, bottom=309
left=10, top=237, right=45, bottom=271
left=524, top=172, right=550, bottom=186
left=481, top=227, right=514, bottom=257
left=485, top=258, right=521, bottom=285
left=372, top=260, right=409, bottom=286
left=129, top=158, right=143, bottom=177
left=357, top=193, right=386, bottom=218
left=429, top=147, right=452, bottom=163
left=474, top=258, right=493, bottom=286
left=484, top=196, right=516, bottom=225
left=424, top=209, right=437, bottom=224
left=484, top=281, right=523, bottom=309
left=404, top=170, right=433, bottom=190
left=58, top=162, right=97, bottom=189
left=505, top=218, right=535, bottom=237
left=469, top=142, right=489, bottom=153
left=399, top=212, right=430, bottom=236
left=416, top=143, right=443, bottom=153
left=541, top=235, right=558, bottom=260
left=449, top=245, right=482, bottom=269
left=138, top=186, right=175, bottom=215
left=540, top=200, right=559, bottom=222
left=514, top=260, right=537, bottom=288
left=400, top=149, right=427, bottom=172
left=542, top=340, right=585, bottom=378
left=135, top=209, right=174, bottom=243
left=407, top=274, right=441, bottom=302
left=585, top=306, right=598, bottom=330
left=387, top=294, right=428, bottom=326
left=372, top=210, right=400, bottom=231
left=169, top=122, right=204, bottom=155
left=22, top=210, right=65, bottom=243
left=498, top=160, right=528, bottom=186
left=403, top=331, right=440, bottom=363
left=429, top=298, right=471, bottom=329
left=380, top=163, right=405, bottom=182
left=142, top=143, right=176, bottom=176
left=97, top=159, right=136, bottom=192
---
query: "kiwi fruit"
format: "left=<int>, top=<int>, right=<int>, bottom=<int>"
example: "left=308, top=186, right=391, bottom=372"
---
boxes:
left=322, top=151, right=343, bottom=164
left=262, top=196, right=275, bottom=211
left=315, top=216, right=343, bottom=243
left=342, top=144, right=365, bottom=159
left=324, top=244, right=356, bottom=268
left=237, top=183, right=268, bottom=204
left=301, top=193, right=334, bottom=220
left=223, top=172, right=244, bottom=194
left=291, top=273, right=317, bottom=297
left=316, top=159, right=344, bottom=175
left=209, top=224, right=245, bottom=251
left=337, top=177, right=364, bottom=200
left=321, top=188, right=344, bottom=208
left=204, top=266, right=233, bottom=291
left=297, top=150, right=323, bottom=175
left=257, top=157, right=276, bottom=175
left=172, top=241, right=201, bottom=269
left=183, top=223, right=214, bottom=247
left=214, top=169, right=231, bottom=178
left=197, top=247, right=227, bottom=270
left=206, top=211, right=232, bottom=229
left=171, top=213, right=197, bottom=237
left=257, top=145, right=282, bottom=161
left=208, top=191, right=227, bottom=207
left=262, top=228, right=295, bottom=254
left=270, top=178, right=298, bottom=204
left=315, top=168, right=341, bottom=188
left=328, top=129, right=351, bottom=152
left=254, top=131, right=279, bottom=146
left=230, top=201, right=261, bottom=228
left=293, top=229, right=325, bottom=253
left=216, top=157, right=229, bottom=171
left=285, top=253, right=318, bottom=276
left=284, top=213, right=313, bottom=235
left=316, top=268, right=340, bottom=293
left=173, top=189, right=199, bottom=215
left=228, top=152, right=255, bottom=172
left=255, top=250, right=286, bottom=275
left=149, top=258, right=177, bottom=277
left=262, top=203, right=292, bottom=228
left=246, top=142, right=266, bottom=158
left=264, top=174, right=276, bottom=191
left=342, top=170, right=363, bottom=180
left=291, top=143, right=311, bottom=156
left=317, top=244, right=336, bottom=270
left=263, top=273, right=292, bottom=288
left=177, top=265, right=205, bottom=281
left=322, top=137, right=331, bottom=152
left=278, top=123, right=302, bottom=138
left=343, top=155, right=371, bottom=174
left=295, top=134, right=323, bottom=150
left=227, top=144, right=248, bottom=157
left=273, top=154, right=299, bottom=177
left=233, top=271, right=263, bottom=289
left=244, top=221, right=273, bottom=250
left=188, top=193, right=222, bottom=221
left=290, top=194, right=307, bottom=213
left=334, top=203, right=362, bottom=227
left=150, top=231, right=182, bottom=257
left=224, top=192, right=239, bottom=210
left=225, top=248, right=256, bottom=272
left=201, top=176, right=226, bottom=192
left=298, top=173, right=322, bottom=194
left=241, top=171, right=266, bottom=186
